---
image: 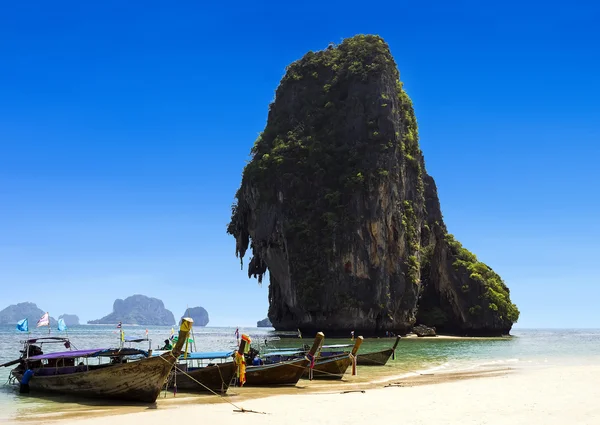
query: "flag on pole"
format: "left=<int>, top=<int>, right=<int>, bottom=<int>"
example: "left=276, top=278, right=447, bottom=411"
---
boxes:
left=16, top=318, right=28, bottom=332
left=120, top=329, right=125, bottom=342
left=37, top=312, right=50, bottom=328
left=57, top=318, right=67, bottom=332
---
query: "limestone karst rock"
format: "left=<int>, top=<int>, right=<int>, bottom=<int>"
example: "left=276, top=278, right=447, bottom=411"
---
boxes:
left=181, top=307, right=209, bottom=327
left=0, top=302, right=58, bottom=326
left=88, top=294, right=175, bottom=326
left=228, top=35, right=519, bottom=336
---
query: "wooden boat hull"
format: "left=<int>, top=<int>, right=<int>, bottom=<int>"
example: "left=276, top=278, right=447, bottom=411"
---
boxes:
left=12, top=354, right=176, bottom=403
left=169, top=362, right=235, bottom=393
left=357, top=348, right=393, bottom=366
left=246, top=358, right=309, bottom=386
left=302, top=355, right=352, bottom=380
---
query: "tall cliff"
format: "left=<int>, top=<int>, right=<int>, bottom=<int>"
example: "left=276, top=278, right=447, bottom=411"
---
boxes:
left=228, top=35, right=519, bottom=336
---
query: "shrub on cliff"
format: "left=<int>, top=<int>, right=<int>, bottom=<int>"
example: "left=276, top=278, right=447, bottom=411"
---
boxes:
left=446, top=234, right=520, bottom=323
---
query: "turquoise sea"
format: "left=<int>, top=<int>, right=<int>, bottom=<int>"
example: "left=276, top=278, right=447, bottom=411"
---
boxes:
left=1, top=325, right=599, bottom=422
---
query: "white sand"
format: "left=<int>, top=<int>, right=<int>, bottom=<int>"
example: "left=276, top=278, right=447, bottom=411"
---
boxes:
left=16, top=364, right=600, bottom=425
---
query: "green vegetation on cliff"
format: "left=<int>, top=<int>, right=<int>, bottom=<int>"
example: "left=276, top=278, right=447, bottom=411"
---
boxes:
left=445, top=234, right=520, bottom=322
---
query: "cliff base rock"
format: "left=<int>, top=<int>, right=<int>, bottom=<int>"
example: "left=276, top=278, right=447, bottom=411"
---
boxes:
left=413, top=324, right=436, bottom=337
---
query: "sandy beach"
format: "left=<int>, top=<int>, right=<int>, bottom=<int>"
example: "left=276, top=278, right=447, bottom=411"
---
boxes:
left=12, top=362, right=599, bottom=425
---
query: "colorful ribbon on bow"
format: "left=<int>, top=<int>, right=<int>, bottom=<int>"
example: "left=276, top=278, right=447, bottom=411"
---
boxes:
left=235, top=352, right=246, bottom=386
left=241, top=334, right=252, bottom=354
left=306, top=353, right=315, bottom=369
left=306, top=352, right=315, bottom=381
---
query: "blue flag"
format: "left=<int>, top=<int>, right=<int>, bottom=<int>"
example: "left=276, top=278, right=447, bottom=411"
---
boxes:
left=57, top=318, right=67, bottom=332
left=16, top=318, right=28, bottom=332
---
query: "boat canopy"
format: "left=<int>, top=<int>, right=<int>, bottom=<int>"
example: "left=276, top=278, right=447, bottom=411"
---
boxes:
left=24, top=337, right=70, bottom=344
left=265, top=347, right=305, bottom=352
left=321, top=344, right=351, bottom=349
left=151, top=350, right=234, bottom=360
left=183, top=351, right=234, bottom=360
left=95, top=348, right=148, bottom=357
left=266, top=344, right=350, bottom=352
left=26, top=348, right=148, bottom=361
left=261, top=350, right=305, bottom=357
left=124, top=336, right=149, bottom=343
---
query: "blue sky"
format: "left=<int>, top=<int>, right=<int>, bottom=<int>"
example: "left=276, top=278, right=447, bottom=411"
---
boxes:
left=0, top=1, right=598, bottom=327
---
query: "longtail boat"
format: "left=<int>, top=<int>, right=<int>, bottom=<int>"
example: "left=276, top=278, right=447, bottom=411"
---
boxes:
left=302, top=336, right=363, bottom=380
left=244, top=332, right=324, bottom=386
left=152, top=351, right=236, bottom=394
left=357, top=336, right=400, bottom=366
left=271, top=336, right=400, bottom=367
left=6, top=318, right=194, bottom=403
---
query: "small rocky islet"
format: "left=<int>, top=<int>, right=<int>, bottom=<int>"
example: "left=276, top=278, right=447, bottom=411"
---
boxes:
left=0, top=302, right=58, bottom=326
left=257, top=317, right=273, bottom=327
left=1, top=296, right=210, bottom=327
left=88, top=295, right=210, bottom=327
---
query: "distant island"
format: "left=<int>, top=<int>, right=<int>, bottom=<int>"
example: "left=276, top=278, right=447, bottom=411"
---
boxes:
left=257, top=318, right=272, bottom=327
left=59, top=314, right=80, bottom=326
left=88, top=294, right=176, bottom=326
left=0, top=302, right=58, bottom=326
left=181, top=307, right=209, bottom=326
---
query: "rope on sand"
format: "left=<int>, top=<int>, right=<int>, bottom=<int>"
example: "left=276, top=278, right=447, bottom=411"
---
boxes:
left=158, top=355, right=268, bottom=415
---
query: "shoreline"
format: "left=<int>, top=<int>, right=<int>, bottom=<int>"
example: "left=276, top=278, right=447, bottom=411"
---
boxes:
left=11, top=362, right=516, bottom=424
left=3, top=328, right=597, bottom=424
left=7, top=359, right=600, bottom=424
left=20, top=363, right=600, bottom=425
left=14, top=362, right=600, bottom=425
